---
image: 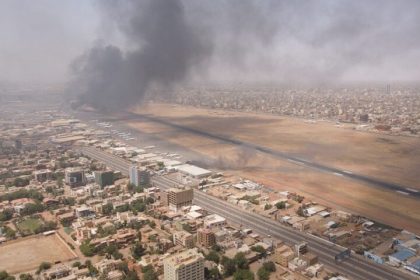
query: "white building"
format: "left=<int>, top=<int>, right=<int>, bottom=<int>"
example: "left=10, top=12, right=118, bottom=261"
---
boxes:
left=204, top=214, right=226, bottom=229
left=163, top=249, right=204, bottom=280
left=129, top=165, right=150, bottom=187
left=174, top=164, right=212, bottom=178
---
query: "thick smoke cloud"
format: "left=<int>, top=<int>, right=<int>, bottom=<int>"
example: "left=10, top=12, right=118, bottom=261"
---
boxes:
left=70, top=0, right=210, bottom=111
left=194, top=0, right=420, bottom=84
left=69, top=0, right=420, bottom=110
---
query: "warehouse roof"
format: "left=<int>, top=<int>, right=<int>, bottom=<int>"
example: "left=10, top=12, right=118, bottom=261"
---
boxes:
left=175, top=164, right=212, bottom=178
left=391, top=249, right=415, bottom=261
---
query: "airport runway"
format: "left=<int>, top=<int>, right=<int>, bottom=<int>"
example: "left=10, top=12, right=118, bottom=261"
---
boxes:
left=80, top=146, right=415, bottom=280
left=117, top=112, right=419, bottom=199
left=76, top=110, right=420, bottom=199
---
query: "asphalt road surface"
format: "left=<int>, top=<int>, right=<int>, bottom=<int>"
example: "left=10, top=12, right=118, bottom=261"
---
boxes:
left=127, top=113, right=420, bottom=199
left=80, top=147, right=415, bottom=280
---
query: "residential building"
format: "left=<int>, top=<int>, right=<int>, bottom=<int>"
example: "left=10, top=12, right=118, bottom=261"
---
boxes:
left=129, top=165, right=150, bottom=187
left=197, top=228, right=216, bottom=248
left=203, top=214, right=226, bottom=229
left=173, top=230, right=194, bottom=248
left=163, top=188, right=193, bottom=211
left=65, top=167, right=86, bottom=187
left=33, top=169, right=52, bottom=182
left=163, top=249, right=205, bottom=280
left=94, top=170, right=114, bottom=188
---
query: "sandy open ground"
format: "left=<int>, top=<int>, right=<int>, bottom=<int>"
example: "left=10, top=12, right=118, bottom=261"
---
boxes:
left=115, top=103, right=420, bottom=233
left=0, top=234, right=77, bottom=274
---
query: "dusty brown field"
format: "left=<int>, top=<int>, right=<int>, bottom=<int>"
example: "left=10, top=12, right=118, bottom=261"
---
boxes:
left=124, top=103, right=420, bottom=233
left=0, top=234, right=76, bottom=274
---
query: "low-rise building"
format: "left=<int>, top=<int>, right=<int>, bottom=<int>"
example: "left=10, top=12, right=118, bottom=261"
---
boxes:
left=173, top=230, right=194, bottom=248
left=203, top=214, right=226, bottom=229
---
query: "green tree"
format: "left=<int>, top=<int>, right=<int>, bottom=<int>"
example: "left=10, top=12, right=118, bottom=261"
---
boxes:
left=85, top=260, right=98, bottom=276
left=262, top=262, right=276, bottom=272
left=131, top=242, right=146, bottom=260
left=251, top=245, right=266, bottom=255
left=206, top=251, right=220, bottom=264
left=0, top=271, right=15, bottom=280
left=142, top=266, right=157, bottom=280
left=264, top=204, right=272, bottom=210
left=45, top=186, right=54, bottom=194
left=14, top=177, right=30, bottom=187
left=257, top=268, right=270, bottom=280
left=205, top=267, right=221, bottom=280
left=21, top=203, right=44, bottom=216
left=36, top=262, right=51, bottom=274
left=130, top=199, right=146, bottom=212
left=80, top=241, right=96, bottom=257
left=212, top=244, right=222, bottom=252
left=102, top=202, right=114, bottom=215
left=124, top=271, right=139, bottom=280
left=3, top=226, right=16, bottom=239
left=234, top=252, right=248, bottom=269
left=72, top=262, right=82, bottom=269
left=0, top=209, right=13, bottom=221
left=275, top=201, right=286, bottom=209
left=145, top=197, right=154, bottom=204
left=102, top=244, right=119, bottom=258
left=18, top=274, right=33, bottom=280
left=233, top=269, right=254, bottom=280
left=62, top=197, right=76, bottom=206
left=0, top=189, right=43, bottom=203
left=221, top=256, right=236, bottom=277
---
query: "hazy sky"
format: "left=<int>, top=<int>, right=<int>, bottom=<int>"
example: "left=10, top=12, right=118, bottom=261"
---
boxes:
left=1, top=0, right=420, bottom=85
left=0, top=0, right=98, bottom=84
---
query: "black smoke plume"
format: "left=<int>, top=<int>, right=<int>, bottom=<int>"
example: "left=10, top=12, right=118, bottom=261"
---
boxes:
left=69, top=0, right=210, bottom=111
left=69, top=0, right=420, bottom=110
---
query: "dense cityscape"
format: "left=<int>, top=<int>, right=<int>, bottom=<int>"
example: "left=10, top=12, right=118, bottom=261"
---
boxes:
left=159, top=85, right=420, bottom=136
left=1, top=1, right=420, bottom=279
left=0, top=94, right=418, bottom=280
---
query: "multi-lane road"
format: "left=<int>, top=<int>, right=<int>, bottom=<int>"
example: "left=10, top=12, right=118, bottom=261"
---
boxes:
left=80, top=146, right=415, bottom=280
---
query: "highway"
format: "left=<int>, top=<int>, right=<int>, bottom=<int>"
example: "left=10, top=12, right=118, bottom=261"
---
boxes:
left=79, top=146, right=415, bottom=280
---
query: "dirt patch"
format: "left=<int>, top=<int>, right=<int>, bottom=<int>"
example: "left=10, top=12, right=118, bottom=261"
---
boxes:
left=0, top=234, right=77, bottom=274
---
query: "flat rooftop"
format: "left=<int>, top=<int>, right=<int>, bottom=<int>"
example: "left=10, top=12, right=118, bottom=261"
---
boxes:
left=164, top=249, right=203, bottom=268
left=175, top=164, right=212, bottom=177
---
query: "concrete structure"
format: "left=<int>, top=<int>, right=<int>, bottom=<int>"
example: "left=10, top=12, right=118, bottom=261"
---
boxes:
left=174, top=164, right=212, bottom=178
left=274, top=245, right=296, bottom=267
left=33, top=169, right=52, bottom=182
left=163, top=188, right=193, bottom=211
left=75, top=205, right=95, bottom=218
left=94, top=170, right=114, bottom=188
left=64, top=167, right=86, bottom=187
left=203, top=214, right=226, bottom=229
left=295, top=242, right=308, bottom=257
left=163, top=249, right=204, bottom=280
left=197, top=228, right=216, bottom=248
left=173, top=231, right=194, bottom=248
left=129, top=165, right=150, bottom=187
